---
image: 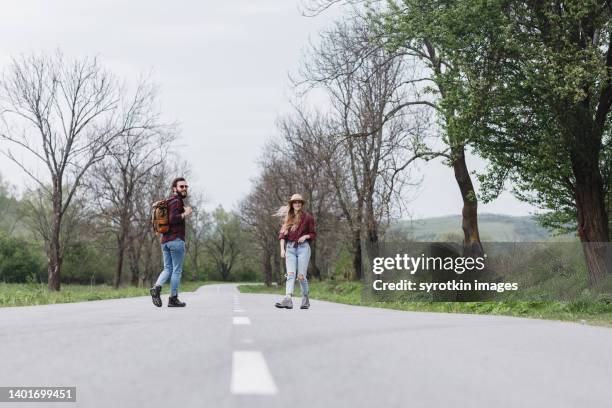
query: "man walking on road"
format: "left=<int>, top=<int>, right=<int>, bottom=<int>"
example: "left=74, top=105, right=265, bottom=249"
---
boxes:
left=150, top=177, right=192, bottom=307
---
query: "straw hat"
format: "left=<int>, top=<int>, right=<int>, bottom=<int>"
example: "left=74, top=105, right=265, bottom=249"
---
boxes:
left=288, top=193, right=305, bottom=204
left=273, top=194, right=306, bottom=218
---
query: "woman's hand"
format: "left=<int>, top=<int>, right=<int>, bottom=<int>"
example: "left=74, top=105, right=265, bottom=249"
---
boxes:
left=297, top=235, right=309, bottom=243
left=280, top=248, right=286, bottom=258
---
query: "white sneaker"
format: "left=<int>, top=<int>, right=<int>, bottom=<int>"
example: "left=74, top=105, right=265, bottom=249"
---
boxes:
left=275, top=296, right=293, bottom=309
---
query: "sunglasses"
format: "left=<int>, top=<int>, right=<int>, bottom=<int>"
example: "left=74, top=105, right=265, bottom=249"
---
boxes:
left=177, top=185, right=189, bottom=190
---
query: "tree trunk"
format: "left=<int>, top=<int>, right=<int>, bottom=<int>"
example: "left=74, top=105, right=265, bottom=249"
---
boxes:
left=574, top=170, right=611, bottom=285
left=47, top=235, right=62, bottom=291
left=129, top=251, right=139, bottom=287
left=48, top=189, right=63, bottom=292
left=113, top=232, right=126, bottom=289
left=365, top=200, right=378, bottom=245
left=130, top=264, right=139, bottom=287
left=262, top=247, right=272, bottom=287
left=113, top=248, right=123, bottom=288
left=141, top=240, right=155, bottom=288
left=452, top=145, right=484, bottom=258
left=352, top=228, right=362, bottom=280
left=566, top=111, right=612, bottom=285
left=191, top=253, right=199, bottom=281
left=127, top=239, right=141, bottom=287
left=364, top=199, right=382, bottom=266
left=114, top=212, right=133, bottom=288
left=308, top=240, right=322, bottom=281
left=273, top=249, right=282, bottom=286
left=220, top=263, right=230, bottom=281
left=607, top=188, right=612, bottom=238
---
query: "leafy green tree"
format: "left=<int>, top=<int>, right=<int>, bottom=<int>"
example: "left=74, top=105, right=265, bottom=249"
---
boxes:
left=378, top=0, right=486, bottom=257
left=380, top=0, right=611, bottom=284
left=428, top=0, right=612, bottom=284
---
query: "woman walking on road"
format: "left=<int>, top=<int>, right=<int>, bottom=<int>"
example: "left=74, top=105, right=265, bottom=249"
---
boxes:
left=275, top=194, right=316, bottom=310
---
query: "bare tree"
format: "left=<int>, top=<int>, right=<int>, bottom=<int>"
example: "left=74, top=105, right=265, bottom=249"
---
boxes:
left=242, top=116, right=360, bottom=286
left=295, top=16, right=431, bottom=278
left=0, top=52, right=164, bottom=290
left=240, top=151, right=296, bottom=286
left=274, top=111, right=353, bottom=280
left=303, top=3, right=486, bottom=260
left=299, top=0, right=370, bottom=17
left=20, top=184, right=93, bottom=268
left=88, top=95, right=175, bottom=288
left=129, top=166, right=167, bottom=288
left=240, top=187, right=277, bottom=286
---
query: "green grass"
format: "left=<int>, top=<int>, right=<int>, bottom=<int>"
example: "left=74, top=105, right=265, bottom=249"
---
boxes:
left=5, top=278, right=611, bottom=326
left=0, top=280, right=210, bottom=307
left=238, top=281, right=612, bottom=327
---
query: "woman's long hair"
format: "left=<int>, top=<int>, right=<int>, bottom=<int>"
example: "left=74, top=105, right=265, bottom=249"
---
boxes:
left=274, top=203, right=302, bottom=233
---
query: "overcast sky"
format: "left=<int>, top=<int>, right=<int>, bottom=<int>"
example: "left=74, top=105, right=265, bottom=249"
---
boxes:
left=0, top=0, right=538, bottom=219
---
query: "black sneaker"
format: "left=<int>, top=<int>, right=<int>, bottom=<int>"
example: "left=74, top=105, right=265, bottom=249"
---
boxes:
left=168, top=295, right=186, bottom=307
left=150, top=285, right=162, bottom=307
left=300, top=295, right=310, bottom=309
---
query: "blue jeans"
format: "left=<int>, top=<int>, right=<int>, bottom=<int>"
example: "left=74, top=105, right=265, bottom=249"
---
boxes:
left=155, top=239, right=185, bottom=296
left=285, top=241, right=310, bottom=296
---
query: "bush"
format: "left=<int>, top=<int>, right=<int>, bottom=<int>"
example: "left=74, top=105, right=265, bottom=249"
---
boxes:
left=62, top=242, right=112, bottom=284
left=235, top=265, right=259, bottom=282
left=0, top=231, right=45, bottom=283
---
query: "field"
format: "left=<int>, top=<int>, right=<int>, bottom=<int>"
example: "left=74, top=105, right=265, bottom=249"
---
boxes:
left=390, top=213, right=572, bottom=242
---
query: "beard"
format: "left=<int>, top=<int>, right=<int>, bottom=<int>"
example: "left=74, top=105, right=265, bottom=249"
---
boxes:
left=180, top=190, right=188, bottom=198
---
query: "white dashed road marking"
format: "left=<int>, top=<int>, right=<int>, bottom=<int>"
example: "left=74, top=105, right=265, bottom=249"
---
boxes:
left=229, top=293, right=275, bottom=395
left=231, top=351, right=278, bottom=395
left=233, top=316, right=251, bottom=325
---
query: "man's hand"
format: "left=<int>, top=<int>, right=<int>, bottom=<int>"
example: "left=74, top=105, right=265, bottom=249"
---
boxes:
left=297, top=235, right=309, bottom=243
left=183, top=206, right=193, bottom=218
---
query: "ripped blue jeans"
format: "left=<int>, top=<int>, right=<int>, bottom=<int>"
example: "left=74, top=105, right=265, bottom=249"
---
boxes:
left=285, top=241, right=310, bottom=296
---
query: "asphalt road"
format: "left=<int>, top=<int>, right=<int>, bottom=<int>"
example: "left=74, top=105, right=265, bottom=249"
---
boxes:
left=0, top=283, right=611, bottom=408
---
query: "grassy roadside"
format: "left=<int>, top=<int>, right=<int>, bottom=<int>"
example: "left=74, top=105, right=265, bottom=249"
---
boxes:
left=0, top=280, right=213, bottom=308
left=238, top=281, right=612, bottom=327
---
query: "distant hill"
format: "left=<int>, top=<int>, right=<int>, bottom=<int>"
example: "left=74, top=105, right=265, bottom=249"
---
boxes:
left=389, top=213, right=575, bottom=242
